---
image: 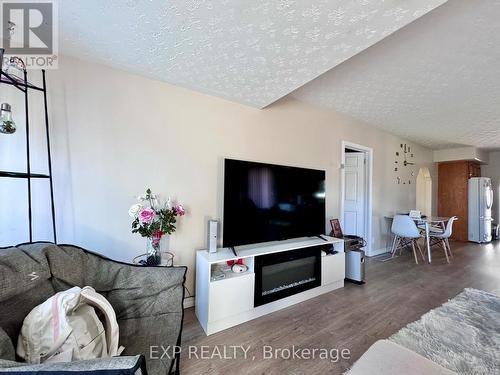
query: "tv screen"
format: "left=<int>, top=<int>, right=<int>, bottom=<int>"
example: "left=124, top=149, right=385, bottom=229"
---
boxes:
left=223, top=159, right=326, bottom=247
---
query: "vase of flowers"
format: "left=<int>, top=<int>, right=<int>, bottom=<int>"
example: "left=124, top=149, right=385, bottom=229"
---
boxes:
left=129, top=188, right=185, bottom=266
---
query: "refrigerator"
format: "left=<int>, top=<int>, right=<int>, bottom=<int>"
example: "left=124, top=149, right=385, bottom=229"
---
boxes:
left=468, top=177, right=494, bottom=243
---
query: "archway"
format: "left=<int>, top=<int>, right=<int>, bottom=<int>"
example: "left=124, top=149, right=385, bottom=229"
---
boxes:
left=416, top=167, right=432, bottom=217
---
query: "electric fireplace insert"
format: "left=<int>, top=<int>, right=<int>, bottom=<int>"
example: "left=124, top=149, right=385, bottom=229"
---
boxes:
left=254, top=246, right=322, bottom=307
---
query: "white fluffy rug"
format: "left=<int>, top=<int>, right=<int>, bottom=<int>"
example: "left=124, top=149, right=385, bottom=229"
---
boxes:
left=390, top=288, right=500, bottom=375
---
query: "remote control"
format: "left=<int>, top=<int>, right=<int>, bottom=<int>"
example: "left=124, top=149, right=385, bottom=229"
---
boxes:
left=318, top=234, right=330, bottom=241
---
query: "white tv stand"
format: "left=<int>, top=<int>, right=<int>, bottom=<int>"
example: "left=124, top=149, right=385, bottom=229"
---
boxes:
left=195, top=236, right=345, bottom=335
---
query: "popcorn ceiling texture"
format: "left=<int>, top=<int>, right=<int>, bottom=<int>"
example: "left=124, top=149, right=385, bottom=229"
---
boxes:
left=59, top=0, right=446, bottom=108
left=293, top=0, right=500, bottom=150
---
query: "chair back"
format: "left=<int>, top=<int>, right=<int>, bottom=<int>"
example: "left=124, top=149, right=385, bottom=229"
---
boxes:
left=391, top=215, right=421, bottom=238
left=442, top=216, right=457, bottom=238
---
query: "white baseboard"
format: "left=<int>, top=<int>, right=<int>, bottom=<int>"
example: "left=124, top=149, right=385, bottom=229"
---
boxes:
left=183, top=296, right=195, bottom=309
left=367, top=247, right=390, bottom=257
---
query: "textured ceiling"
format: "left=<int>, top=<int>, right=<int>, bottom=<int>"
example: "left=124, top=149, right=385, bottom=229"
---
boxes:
left=59, top=0, right=446, bottom=108
left=292, top=0, right=500, bottom=149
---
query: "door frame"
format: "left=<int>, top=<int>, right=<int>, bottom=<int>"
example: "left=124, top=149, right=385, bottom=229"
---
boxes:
left=340, top=141, right=373, bottom=255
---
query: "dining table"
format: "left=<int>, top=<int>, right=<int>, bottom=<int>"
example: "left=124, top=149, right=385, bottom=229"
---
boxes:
left=385, top=215, right=452, bottom=263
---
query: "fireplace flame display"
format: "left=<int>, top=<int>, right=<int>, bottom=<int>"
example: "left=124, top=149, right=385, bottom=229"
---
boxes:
left=262, top=277, right=317, bottom=296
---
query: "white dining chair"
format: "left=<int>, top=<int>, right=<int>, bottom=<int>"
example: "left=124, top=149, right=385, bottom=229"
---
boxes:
left=391, top=214, right=426, bottom=264
left=428, top=216, right=457, bottom=263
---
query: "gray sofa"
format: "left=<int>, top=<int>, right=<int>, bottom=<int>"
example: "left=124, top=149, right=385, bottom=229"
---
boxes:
left=0, top=243, right=187, bottom=375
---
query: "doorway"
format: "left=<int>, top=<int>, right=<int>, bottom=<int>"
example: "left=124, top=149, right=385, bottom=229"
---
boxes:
left=340, top=141, right=373, bottom=254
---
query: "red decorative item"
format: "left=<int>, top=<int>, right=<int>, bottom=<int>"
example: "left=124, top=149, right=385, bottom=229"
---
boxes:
left=227, top=258, right=244, bottom=266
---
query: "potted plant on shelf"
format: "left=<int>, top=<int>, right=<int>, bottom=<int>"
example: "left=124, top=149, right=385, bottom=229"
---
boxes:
left=129, top=188, right=185, bottom=265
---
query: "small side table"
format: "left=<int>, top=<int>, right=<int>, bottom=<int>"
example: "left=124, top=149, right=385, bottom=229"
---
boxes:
left=132, top=251, right=175, bottom=267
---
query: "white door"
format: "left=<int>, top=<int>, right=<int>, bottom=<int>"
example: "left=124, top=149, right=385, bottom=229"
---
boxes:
left=343, top=152, right=365, bottom=237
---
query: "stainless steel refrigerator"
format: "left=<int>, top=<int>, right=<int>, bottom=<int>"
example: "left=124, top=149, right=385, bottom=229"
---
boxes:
left=468, top=177, right=493, bottom=243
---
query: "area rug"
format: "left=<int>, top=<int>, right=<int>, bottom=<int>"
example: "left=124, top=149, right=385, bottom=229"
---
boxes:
left=390, top=288, right=500, bottom=374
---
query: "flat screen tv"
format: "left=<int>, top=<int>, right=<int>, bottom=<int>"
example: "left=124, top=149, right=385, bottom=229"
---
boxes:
left=223, top=159, right=326, bottom=247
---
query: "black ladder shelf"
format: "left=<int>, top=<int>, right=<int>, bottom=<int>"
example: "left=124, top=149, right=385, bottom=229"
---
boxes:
left=0, top=52, right=56, bottom=243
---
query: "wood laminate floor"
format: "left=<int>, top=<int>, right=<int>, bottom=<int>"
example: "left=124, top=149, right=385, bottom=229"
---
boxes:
left=181, top=241, right=500, bottom=374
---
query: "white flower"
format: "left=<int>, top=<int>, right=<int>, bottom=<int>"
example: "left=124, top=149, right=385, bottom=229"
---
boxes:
left=165, top=197, right=172, bottom=209
left=128, top=203, right=143, bottom=218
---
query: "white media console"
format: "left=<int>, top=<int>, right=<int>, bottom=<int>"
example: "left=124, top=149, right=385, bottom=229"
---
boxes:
left=195, top=236, right=345, bottom=335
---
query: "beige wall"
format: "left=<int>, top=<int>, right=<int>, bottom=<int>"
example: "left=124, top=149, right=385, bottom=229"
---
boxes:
left=38, top=56, right=435, bottom=294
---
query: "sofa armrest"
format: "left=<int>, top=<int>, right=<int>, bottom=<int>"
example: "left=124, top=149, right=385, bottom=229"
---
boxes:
left=0, top=355, right=147, bottom=375
left=346, top=340, right=457, bottom=375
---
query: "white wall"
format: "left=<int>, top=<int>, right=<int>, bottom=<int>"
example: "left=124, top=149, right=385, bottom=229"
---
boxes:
left=482, top=151, right=500, bottom=221
left=2, top=56, right=436, bottom=294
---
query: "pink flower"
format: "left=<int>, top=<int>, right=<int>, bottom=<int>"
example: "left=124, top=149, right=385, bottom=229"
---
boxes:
left=174, top=204, right=185, bottom=216
left=138, top=208, right=156, bottom=223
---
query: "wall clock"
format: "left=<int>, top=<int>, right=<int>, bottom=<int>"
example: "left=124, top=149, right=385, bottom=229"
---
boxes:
left=394, top=143, right=416, bottom=185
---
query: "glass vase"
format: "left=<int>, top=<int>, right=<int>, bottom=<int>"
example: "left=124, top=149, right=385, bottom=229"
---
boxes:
left=146, top=237, right=162, bottom=266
